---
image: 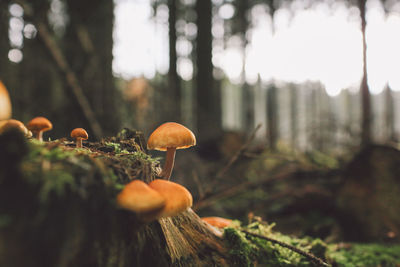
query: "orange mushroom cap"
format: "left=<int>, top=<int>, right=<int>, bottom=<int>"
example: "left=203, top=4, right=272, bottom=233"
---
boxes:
left=0, top=81, right=12, bottom=120
left=70, top=128, right=88, bottom=140
left=202, top=217, right=233, bottom=228
left=147, top=122, right=196, bottom=151
left=0, top=119, right=31, bottom=137
left=148, top=179, right=192, bottom=218
left=117, top=180, right=166, bottom=215
left=26, top=117, right=53, bottom=133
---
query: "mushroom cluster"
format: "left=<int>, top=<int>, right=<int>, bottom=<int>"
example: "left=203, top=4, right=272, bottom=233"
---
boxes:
left=116, top=122, right=196, bottom=221
left=117, top=179, right=192, bottom=221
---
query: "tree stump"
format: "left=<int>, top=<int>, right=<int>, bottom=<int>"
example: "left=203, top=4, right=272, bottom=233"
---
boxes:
left=337, top=144, right=400, bottom=242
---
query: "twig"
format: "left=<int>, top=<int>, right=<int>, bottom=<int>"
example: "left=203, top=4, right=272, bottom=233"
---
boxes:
left=15, top=0, right=103, bottom=139
left=216, top=124, right=262, bottom=178
left=240, top=229, right=331, bottom=267
left=193, top=166, right=296, bottom=211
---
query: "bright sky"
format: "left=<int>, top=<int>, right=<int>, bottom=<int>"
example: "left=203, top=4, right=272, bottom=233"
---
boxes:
left=112, top=0, right=400, bottom=96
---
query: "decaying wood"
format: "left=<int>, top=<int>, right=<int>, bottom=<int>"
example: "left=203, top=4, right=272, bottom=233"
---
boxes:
left=0, top=131, right=232, bottom=267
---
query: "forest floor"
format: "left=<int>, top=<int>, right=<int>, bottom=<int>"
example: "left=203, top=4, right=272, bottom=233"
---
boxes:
left=0, top=128, right=400, bottom=266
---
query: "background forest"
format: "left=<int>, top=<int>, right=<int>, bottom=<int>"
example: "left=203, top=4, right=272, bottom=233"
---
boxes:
left=2, top=0, right=400, bottom=256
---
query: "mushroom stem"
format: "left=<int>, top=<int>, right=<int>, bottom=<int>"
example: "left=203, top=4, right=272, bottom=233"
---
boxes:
left=160, top=147, right=176, bottom=180
left=76, top=138, right=83, bottom=148
left=35, top=131, right=43, bottom=141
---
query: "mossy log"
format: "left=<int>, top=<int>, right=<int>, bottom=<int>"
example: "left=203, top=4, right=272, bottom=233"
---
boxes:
left=0, top=130, right=230, bottom=267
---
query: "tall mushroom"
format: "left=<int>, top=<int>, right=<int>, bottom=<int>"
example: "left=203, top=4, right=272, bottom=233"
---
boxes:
left=70, top=128, right=88, bottom=148
left=0, top=81, right=12, bottom=121
left=26, top=117, right=53, bottom=141
left=117, top=179, right=166, bottom=221
left=147, top=122, right=196, bottom=179
left=148, top=179, right=192, bottom=218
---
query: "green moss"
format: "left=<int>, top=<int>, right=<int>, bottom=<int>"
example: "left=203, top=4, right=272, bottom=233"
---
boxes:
left=105, top=142, right=129, bottom=154
left=327, top=243, right=400, bottom=267
left=21, top=140, right=123, bottom=202
left=224, top=227, right=257, bottom=267
left=224, top=222, right=329, bottom=267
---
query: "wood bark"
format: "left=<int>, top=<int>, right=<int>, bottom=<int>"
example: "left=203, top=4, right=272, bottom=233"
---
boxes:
left=266, top=84, right=278, bottom=150
left=195, top=0, right=222, bottom=144
left=167, top=0, right=182, bottom=123
left=359, top=0, right=372, bottom=146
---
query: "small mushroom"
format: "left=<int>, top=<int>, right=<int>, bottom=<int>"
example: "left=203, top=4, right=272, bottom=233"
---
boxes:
left=26, top=116, right=52, bottom=141
left=148, top=179, right=192, bottom=218
left=147, top=122, right=196, bottom=179
left=201, top=217, right=233, bottom=228
left=0, top=119, right=32, bottom=137
left=70, top=128, right=88, bottom=148
left=117, top=180, right=166, bottom=221
left=0, top=81, right=12, bottom=121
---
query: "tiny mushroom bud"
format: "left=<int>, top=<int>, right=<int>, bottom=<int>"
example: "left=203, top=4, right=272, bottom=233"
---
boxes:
left=117, top=180, right=166, bottom=221
left=147, top=122, right=196, bottom=179
left=26, top=116, right=52, bottom=141
left=0, top=81, right=12, bottom=121
left=70, top=128, right=88, bottom=148
left=0, top=119, right=32, bottom=137
left=201, top=217, right=233, bottom=228
left=148, top=179, right=192, bottom=218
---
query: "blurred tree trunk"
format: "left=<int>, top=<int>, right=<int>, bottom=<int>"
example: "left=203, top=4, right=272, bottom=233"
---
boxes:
left=0, top=1, right=10, bottom=79
left=167, top=0, right=181, bottom=122
left=358, top=0, right=371, bottom=146
left=384, top=84, right=395, bottom=142
left=266, top=84, right=278, bottom=150
left=195, top=0, right=221, bottom=143
left=309, top=87, right=317, bottom=150
left=64, top=0, right=120, bottom=137
left=237, top=0, right=254, bottom=132
left=289, top=84, right=298, bottom=149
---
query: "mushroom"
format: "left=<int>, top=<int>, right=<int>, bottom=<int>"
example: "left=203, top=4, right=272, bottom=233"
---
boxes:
left=147, top=122, right=196, bottom=179
left=70, top=128, right=88, bottom=148
left=0, top=119, right=32, bottom=137
left=0, top=81, right=12, bottom=121
left=117, top=180, right=166, bottom=221
left=148, top=179, right=192, bottom=218
left=26, top=116, right=52, bottom=141
left=201, top=217, right=233, bottom=228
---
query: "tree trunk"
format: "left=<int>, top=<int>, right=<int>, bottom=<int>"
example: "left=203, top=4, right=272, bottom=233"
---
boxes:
left=64, top=0, right=120, bottom=137
left=289, top=84, right=298, bottom=149
left=266, top=84, right=278, bottom=150
left=167, top=0, right=181, bottom=122
left=237, top=0, right=254, bottom=132
left=359, top=0, right=371, bottom=146
left=0, top=0, right=10, bottom=78
left=384, top=84, right=395, bottom=142
left=195, top=0, right=221, bottom=143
